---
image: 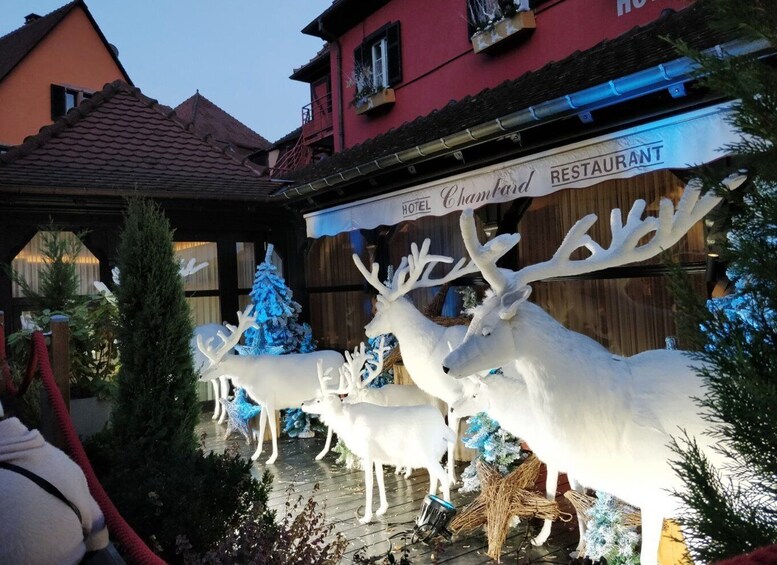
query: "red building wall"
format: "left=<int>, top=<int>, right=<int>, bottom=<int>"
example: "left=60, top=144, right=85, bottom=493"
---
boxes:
left=331, top=0, right=694, bottom=150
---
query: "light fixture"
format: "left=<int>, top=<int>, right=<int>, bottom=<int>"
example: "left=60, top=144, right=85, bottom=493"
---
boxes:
left=413, top=494, right=456, bottom=543
left=483, top=222, right=499, bottom=240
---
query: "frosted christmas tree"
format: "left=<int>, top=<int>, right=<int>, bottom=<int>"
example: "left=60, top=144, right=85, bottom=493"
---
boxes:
left=241, top=244, right=318, bottom=437
left=583, top=492, right=640, bottom=565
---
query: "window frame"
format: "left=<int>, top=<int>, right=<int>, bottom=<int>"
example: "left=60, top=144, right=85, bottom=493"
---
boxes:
left=353, top=21, right=402, bottom=93
left=51, top=84, right=94, bottom=120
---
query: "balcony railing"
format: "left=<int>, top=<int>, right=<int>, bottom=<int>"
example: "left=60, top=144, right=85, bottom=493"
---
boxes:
left=302, top=92, right=333, bottom=142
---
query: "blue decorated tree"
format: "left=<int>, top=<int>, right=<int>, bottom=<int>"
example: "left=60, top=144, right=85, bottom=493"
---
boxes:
left=241, top=244, right=318, bottom=437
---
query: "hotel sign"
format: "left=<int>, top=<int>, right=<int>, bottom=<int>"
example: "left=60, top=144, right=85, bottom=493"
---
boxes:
left=305, top=104, right=740, bottom=238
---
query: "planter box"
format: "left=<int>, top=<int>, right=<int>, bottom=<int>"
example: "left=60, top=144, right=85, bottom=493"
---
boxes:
left=471, top=11, right=536, bottom=54
left=70, top=397, right=112, bottom=439
left=354, top=88, right=396, bottom=115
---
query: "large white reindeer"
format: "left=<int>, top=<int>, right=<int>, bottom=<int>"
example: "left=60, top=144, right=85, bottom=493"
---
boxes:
left=442, top=175, right=746, bottom=564
left=191, top=324, right=231, bottom=421
left=197, top=305, right=344, bottom=464
left=302, top=360, right=455, bottom=524
left=352, top=233, right=518, bottom=483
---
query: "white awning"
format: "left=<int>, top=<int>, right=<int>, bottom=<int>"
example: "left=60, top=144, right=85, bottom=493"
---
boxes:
left=305, top=103, right=740, bottom=238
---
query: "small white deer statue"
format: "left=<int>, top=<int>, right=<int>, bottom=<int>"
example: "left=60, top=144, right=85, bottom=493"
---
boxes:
left=323, top=338, right=443, bottom=477
left=352, top=233, right=519, bottom=483
left=450, top=374, right=587, bottom=552
left=442, top=174, right=747, bottom=564
left=302, top=360, right=455, bottom=524
left=197, top=305, right=344, bottom=464
left=191, top=324, right=231, bottom=421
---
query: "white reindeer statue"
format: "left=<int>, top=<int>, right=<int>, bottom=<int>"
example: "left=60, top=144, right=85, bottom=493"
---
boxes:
left=197, top=305, right=344, bottom=464
left=352, top=233, right=518, bottom=483
left=322, top=338, right=441, bottom=477
left=450, top=374, right=587, bottom=552
left=302, top=360, right=455, bottom=524
left=191, top=324, right=231, bottom=421
left=442, top=175, right=747, bottom=564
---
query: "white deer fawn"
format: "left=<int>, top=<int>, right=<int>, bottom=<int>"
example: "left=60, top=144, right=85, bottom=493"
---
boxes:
left=450, top=374, right=587, bottom=552
left=442, top=175, right=747, bottom=563
left=302, top=360, right=455, bottom=524
left=197, top=305, right=344, bottom=464
left=330, top=338, right=443, bottom=477
left=352, top=234, right=518, bottom=483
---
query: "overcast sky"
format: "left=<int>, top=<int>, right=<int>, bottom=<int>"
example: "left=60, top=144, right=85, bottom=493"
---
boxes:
left=3, top=1, right=332, bottom=143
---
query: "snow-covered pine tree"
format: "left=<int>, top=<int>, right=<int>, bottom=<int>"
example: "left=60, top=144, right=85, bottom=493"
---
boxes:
left=241, top=244, right=318, bottom=437
left=668, top=1, right=777, bottom=559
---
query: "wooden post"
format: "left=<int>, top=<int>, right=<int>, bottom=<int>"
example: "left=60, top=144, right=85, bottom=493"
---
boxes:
left=41, top=315, right=70, bottom=449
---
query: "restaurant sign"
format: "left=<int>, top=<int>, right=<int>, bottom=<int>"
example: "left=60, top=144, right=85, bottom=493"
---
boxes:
left=305, top=103, right=739, bottom=238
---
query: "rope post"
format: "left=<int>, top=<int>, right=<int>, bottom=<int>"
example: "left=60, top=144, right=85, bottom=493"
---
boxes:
left=42, top=315, right=71, bottom=449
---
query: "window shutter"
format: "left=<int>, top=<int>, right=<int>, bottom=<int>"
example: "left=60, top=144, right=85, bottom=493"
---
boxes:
left=386, top=22, right=402, bottom=86
left=50, top=84, right=66, bottom=120
left=354, top=43, right=367, bottom=69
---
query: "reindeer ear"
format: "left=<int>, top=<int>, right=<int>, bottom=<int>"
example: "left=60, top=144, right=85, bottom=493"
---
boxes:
left=499, top=285, right=531, bottom=320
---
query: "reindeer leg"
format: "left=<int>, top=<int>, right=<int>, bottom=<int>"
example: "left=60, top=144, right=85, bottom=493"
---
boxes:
left=360, top=455, right=374, bottom=524
left=640, top=509, right=664, bottom=565
left=569, top=476, right=586, bottom=557
left=531, top=463, right=558, bottom=547
left=211, top=379, right=221, bottom=420
left=447, top=409, right=459, bottom=484
left=375, top=462, right=388, bottom=517
left=250, top=408, right=268, bottom=462
left=265, top=405, right=279, bottom=465
left=404, top=466, right=412, bottom=479
left=429, top=462, right=450, bottom=501
left=316, top=426, right=333, bottom=461
left=217, top=376, right=230, bottom=424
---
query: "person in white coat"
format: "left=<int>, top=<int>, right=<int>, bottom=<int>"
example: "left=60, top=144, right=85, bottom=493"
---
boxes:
left=0, top=400, right=109, bottom=564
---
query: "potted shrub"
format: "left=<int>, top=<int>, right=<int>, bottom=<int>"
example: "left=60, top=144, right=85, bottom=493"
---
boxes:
left=348, top=63, right=396, bottom=115
left=468, top=0, right=536, bottom=54
left=6, top=229, right=119, bottom=438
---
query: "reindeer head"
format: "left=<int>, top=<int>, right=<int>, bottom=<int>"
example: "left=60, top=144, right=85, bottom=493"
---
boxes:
left=353, top=231, right=520, bottom=338
left=196, top=304, right=258, bottom=378
left=444, top=175, right=743, bottom=377
left=302, top=359, right=349, bottom=416
left=449, top=376, right=491, bottom=417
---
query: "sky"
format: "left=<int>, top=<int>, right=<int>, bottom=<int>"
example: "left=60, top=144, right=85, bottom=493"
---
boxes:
left=3, top=0, right=332, bottom=143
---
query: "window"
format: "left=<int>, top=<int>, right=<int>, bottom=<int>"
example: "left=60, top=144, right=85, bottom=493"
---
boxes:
left=354, top=22, right=402, bottom=92
left=50, top=84, right=93, bottom=120
left=174, top=241, right=220, bottom=325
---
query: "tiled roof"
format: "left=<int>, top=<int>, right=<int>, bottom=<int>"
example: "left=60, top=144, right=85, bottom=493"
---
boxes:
left=287, top=3, right=730, bottom=188
left=175, top=91, right=271, bottom=159
left=0, top=81, right=279, bottom=201
left=0, top=0, right=131, bottom=84
left=271, top=126, right=302, bottom=149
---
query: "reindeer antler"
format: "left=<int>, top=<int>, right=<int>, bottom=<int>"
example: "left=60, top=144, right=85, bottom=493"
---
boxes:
left=341, top=343, right=369, bottom=394
left=360, top=337, right=389, bottom=388
left=462, top=174, right=745, bottom=292
left=316, top=359, right=348, bottom=396
left=353, top=232, right=519, bottom=301
left=196, top=304, right=257, bottom=368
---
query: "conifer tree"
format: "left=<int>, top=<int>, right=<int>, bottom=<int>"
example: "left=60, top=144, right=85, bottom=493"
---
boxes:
left=242, top=244, right=317, bottom=436
left=111, top=197, right=199, bottom=456
left=669, top=1, right=777, bottom=559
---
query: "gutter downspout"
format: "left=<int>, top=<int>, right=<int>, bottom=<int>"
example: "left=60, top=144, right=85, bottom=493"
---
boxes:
left=317, top=19, right=345, bottom=153
left=273, top=38, right=769, bottom=202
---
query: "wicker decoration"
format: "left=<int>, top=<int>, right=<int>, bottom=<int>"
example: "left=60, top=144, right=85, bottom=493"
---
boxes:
left=563, top=489, right=641, bottom=529
left=450, top=455, right=570, bottom=562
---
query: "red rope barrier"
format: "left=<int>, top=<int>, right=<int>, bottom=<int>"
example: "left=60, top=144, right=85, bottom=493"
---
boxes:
left=31, top=332, right=166, bottom=565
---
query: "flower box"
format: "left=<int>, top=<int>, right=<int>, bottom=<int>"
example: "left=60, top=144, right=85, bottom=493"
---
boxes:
left=354, top=88, right=396, bottom=115
left=471, top=11, right=536, bottom=54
